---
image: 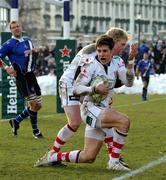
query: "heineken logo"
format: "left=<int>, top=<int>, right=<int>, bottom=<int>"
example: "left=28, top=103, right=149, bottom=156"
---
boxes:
left=59, top=45, right=72, bottom=58
left=7, top=76, right=17, bottom=114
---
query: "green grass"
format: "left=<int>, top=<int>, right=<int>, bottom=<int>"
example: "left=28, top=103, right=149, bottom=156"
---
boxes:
left=0, top=94, right=166, bottom=180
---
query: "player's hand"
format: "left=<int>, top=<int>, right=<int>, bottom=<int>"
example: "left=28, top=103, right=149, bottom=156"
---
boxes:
left=95, top=82, right=109, bottom=95
left=128, top=44, right=138, bottom=60
left=32, top=48, right=41, bottom=53
left=6, top=67, right=17, bottom=77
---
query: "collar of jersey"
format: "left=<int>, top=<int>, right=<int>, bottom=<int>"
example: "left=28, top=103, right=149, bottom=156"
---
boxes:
left=12, top=35, right=24, bottom=42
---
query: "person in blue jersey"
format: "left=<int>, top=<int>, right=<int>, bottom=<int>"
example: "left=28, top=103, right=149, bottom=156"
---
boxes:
left=0, top=21, right=43, bottom=139
left=136, top=52, right=153, bottom=101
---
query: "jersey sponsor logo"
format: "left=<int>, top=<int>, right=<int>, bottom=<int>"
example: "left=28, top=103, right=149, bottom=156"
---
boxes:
left=69, top=95, right=80, bottom=101
left=86, top=116, right=93, bottom=126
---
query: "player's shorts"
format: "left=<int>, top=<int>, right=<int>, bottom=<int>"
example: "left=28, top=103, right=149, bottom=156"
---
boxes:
left=16, top=71, right=41, bottom=98
left=85, top=124, right=106, bottom=141
left=59, top=80, right=80, bottom=107
left=80, top=101, right=104, bottom=128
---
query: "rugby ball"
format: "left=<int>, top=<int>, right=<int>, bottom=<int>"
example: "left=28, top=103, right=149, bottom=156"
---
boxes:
left=90, top=75, right=109, bottom=103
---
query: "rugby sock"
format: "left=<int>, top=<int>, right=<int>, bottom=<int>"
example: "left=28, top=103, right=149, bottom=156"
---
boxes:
left=52, top=124, right=76, bottom=152
left=110, top=129, right=127, bottom=162
left=142, top=87, right=147, bottom=99
left=48, top=150, right=81, bottom=163
left=104, top=128, right=114, bottom=157
left=15, top=108, right=29, bottom=123
left=104, top=136, right=113, bottom=157
left=28, top=108, right=38, bottom=130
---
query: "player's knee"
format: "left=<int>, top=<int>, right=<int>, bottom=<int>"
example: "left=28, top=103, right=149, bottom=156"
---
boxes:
left=69, top=123, right=80, bottom=131
left=30, top=101, right=41, bottom=111
left=121, top=116, right=130, bottom=131
left=36, top=103, right=42, bottom=110
left=69, top=121, right=81, bottom=131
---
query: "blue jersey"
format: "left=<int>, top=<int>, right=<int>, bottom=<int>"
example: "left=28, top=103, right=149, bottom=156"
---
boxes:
left=136, top=59, right=152, bottom=77
left=0, top=36, right=35, bottom=74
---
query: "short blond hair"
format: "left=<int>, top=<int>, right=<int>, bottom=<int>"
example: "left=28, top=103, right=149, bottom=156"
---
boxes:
left=9, top=21, right=20, bottom=29
left=106, top=27, right=131, bottom=42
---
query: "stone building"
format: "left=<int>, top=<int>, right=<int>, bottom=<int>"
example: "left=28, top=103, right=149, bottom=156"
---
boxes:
left=41, top=0, right=166, bottom=44
left=1, top=0, right=166, bottom=45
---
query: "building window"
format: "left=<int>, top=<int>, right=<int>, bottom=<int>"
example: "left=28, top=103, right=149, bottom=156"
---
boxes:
left=55, top=15, right=62, bottom=30
left=164, top=7, right=166, bottom=17
left=70, top=0, right=73, bottom=13
left=115, top=3, right=119, bottom=17
left=145, top=5, right=148, bottom=18
left=158, top=6, right=161, bottom=19
left=121, top=4, right=124, bottom=17
left=94, top=2, right=97, bottom=15
left=145, top=24, right=148, bottom=32
left=106, top=21, right=110, bottom=30
left=43, top=15, right=51, bottom=29
left=100, top=2, right=103, bottom=16
left=106, top=2, right=109, bottom=13
left=126, top=4, right=129, bottom=17
left=81, top=0, right=85, bottom=14
left=70, top=15, right=74, bottom=30
left=99, top=20, right=104, bottom=32
left=45, top=3, right=50, bottom=12
left=152, top=6, right=156, bottom=19
left=88, top=1, right=91, bottom=16
left=55, top=5, right=62, bottom=13
left=0, top=7, right=9, bottom=31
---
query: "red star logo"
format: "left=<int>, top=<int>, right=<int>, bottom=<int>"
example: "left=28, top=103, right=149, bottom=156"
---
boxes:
left=59, top=45, right=72, bottom=58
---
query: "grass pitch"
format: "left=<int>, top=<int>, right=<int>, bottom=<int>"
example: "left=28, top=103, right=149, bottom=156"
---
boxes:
left=0, top=94, right=166, bottom=180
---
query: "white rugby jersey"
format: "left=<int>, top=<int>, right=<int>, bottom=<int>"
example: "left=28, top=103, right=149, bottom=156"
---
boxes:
left=59, top=51, right=96, bottom=87
left=74, top=55, right=134, bottom=107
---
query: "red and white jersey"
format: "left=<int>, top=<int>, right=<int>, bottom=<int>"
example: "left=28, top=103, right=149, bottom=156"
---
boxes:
left=59, top=51, right=96, bottom=87
left=74, top=55, right=134, bottom=107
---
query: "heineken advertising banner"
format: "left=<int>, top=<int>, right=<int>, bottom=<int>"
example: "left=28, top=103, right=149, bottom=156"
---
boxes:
left=55, top=39, right=77, bottom=113
left=1, top=32, right=24, bottom=119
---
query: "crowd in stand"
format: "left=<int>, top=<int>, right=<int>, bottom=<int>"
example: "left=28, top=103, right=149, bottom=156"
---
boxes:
left=34, top=45, right=56, bottom=77
left=120, top=39, right=166, bottom=75
left=34, top=40, right=166, bottom=77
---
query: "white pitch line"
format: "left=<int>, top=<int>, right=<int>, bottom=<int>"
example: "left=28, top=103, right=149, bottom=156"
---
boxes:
left=112, top=155, right=166, bottom=180
left=113, top=97, right=166, bottom=108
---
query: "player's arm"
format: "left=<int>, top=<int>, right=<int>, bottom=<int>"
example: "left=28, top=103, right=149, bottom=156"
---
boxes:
left=0, top=59, right=9, bottom=70
left=0, top=59, right=16, bottom=76
left=118, top=58, right=135, bottom=87
left=73, top=64, right=94, bottom=96
left=128, top=43, right=138, bottom=62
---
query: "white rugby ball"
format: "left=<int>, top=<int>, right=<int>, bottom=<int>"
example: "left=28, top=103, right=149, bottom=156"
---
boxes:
left=90, top=75, right=109, bottom=103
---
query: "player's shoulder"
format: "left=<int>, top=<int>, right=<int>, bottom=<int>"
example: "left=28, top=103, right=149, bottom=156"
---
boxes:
left=112, top=55, right=123, bottom=61
left=80, top=43, right=96, bottom=54
left=112, top=55, right=125, bottom=66
left=22, top=36, right=31, bottom=41
left=78, top=54, right=96, bottom=66
left=3, top=38, right=18, bottom=48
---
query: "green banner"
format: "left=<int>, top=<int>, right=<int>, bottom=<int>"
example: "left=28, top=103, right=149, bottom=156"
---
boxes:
left=1, top=32, right=25, bottom=119
left=55, top=39, right=77, bottom=113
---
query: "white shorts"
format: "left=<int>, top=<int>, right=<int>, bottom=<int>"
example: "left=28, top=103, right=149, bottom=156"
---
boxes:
left=80, top=101, right=104, bottom=128
left=85, top=125, right=106, bottom=141
left=59, top=81, right=80, bottom=107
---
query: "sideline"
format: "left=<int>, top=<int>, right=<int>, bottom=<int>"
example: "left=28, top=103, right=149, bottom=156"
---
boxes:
left=112, top=155, right=166, bottom=180
left=113, top=97, right=166, bottom=108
